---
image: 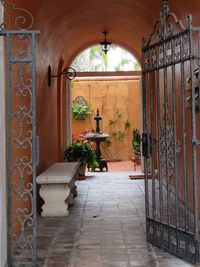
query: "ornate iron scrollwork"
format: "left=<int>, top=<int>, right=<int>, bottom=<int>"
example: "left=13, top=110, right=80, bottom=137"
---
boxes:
left=142, top=0, right=200, bottom=263
left=142, top=0, right=191, bottom=48
left=186, top=68, right=200, bottom=112
left=0, top=0, right=34, bottom=30
left=0, top=0, right=39, bottom=266
left=7, top=34, right=38, bottom=266
left=159, top=110, right=181, bottom=177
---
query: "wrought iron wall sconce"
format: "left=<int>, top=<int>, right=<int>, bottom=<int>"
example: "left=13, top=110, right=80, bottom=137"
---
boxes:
left=99, top=31, right=112, bottom=55
left=48, top=65, right=76, bottom=87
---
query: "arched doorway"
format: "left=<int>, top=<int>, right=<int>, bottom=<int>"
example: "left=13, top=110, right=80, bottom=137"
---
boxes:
left=2, top=0, right=200, bottom=266
left=68, top=45, right=142, bottom=166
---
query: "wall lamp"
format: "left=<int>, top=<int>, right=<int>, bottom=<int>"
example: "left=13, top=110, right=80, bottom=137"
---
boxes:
left=48, top=65, right=76, bottom=87
left=99, top=31, right=112, bottom=55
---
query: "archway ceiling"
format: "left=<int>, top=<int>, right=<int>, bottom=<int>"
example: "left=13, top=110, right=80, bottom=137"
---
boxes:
left=20, top=0, right=200, bottom=64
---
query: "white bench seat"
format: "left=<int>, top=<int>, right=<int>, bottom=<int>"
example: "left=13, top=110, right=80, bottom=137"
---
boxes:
left=36, top=162, right=80, bottom=217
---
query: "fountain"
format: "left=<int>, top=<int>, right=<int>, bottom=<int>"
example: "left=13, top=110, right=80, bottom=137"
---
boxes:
left=85, top=109, right=109, bottom=171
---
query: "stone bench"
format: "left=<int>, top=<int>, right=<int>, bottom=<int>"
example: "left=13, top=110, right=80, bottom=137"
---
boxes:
left=36, top=162, right=80, bottom=217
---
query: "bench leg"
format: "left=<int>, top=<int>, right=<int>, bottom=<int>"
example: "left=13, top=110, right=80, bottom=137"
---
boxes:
left=67, top=179, right=77, bottom=205
left=39, top=184, right=70, bottom=217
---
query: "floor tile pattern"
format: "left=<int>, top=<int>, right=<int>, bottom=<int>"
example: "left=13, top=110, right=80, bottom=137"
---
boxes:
left=37, top=172, right=195, bottom=267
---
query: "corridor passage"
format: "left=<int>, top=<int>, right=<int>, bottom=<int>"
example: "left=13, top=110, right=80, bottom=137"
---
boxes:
left=37, top=172, right=193, bottom=267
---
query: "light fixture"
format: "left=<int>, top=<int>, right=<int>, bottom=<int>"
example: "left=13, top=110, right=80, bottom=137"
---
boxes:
left=99, top=31, right=112, bottom=55
left=48, top=65, right=76, bottom=87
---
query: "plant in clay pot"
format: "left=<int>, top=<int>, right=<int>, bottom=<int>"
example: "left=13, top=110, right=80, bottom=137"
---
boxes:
left=131, top=128, right=141, bottom=171
left=71, top=102, right=92, bottom=120
left=63, top=142, right=99, bottom=176
left=132, top=128, right=141, bottom=163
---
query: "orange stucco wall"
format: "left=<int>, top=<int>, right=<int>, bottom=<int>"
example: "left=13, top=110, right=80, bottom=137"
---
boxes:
left=4, top=0, right=200, bottom=257
left=9, top=0, right=200, bottom=218
left=11, top=0, right=199, bottom=175
left=71, top=77, right=141, bottom=161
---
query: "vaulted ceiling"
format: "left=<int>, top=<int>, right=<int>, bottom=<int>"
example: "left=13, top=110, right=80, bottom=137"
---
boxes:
left=18, top=0, right=200, bottom=64
left=10, top=0, right=200, bottom=170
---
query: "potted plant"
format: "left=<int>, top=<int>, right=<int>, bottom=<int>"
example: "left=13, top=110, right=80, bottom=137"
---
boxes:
left=72, top=102, right=92, bottom=120
left=63, top=142, right=99, bottom=177
left=132, top=128, right=141, bottom=167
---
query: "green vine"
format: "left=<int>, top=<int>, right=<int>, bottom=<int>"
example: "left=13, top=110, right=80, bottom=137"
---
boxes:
left=106, top=110, right=131, bottom=159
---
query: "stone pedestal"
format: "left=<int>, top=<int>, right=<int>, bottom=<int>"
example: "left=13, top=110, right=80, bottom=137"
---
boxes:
left=85, top=133, right=109, bottom=172
left=40, top=184, right=70, bottom=217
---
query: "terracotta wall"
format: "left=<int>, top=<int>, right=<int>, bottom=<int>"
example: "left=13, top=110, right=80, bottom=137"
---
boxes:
left=71, top=77, right=141, bottom=161
left=10, top=0, right=200, bottom=217
left=11, top=1, right=200, bottom=176
left=2, top=0, right=200, bottom=259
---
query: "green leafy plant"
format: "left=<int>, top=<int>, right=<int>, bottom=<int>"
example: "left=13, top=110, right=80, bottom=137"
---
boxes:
left=63, top=142, right=99, bottom=169
left=112, top=130, right=126, bottom=141
left=106, top=110, right=131, bottom=160
left=109, top=111, right=130, bottom=142
left=132, top=128, right=141, bottom=157
left=124, top=119, right=131, bottom=129
left=72, top=102, right=92, bottom=120
left=108, top=111, right=122, bottom=126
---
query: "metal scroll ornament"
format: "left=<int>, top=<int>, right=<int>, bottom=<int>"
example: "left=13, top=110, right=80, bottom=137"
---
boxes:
left=7, top=34, right=39, bottom=266
left=142, top=0, right=192, bottom=48
left=0, top=0, right=39, bottom=265
left=159, top=111, right=180, bottom=177
left=0, top=0, right=34, bottom=30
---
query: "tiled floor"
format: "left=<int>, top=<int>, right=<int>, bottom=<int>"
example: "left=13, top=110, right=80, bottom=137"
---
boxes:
left=37, top=171, right=195, bottom=267
left=107, top=160, right=141, bottom=172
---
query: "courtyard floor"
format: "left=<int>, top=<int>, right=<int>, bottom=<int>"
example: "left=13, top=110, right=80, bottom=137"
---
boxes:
left=37, top=164, right=194, bottom=267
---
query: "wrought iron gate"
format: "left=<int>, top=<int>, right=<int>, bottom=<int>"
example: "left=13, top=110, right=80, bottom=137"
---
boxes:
left=142, top=0, right=200, bottom=263
left=1, top=1, right=39, bottom=266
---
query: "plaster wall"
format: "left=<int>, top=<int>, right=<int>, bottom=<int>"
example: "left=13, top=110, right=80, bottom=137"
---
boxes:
left=0, top=6, right=7, bottom=267
left=35, top=42, right=63, bottom=174
left=66, top=79, right=72, bottom=145
left=0, top=1, right=199, bottom=264
left=16, top=0, right=200, bottom=66
left=72, top=78, right=141, bottom=160
left=15, top=0, right=200, bottom=173
left=11, top=0, right=200, bottom=214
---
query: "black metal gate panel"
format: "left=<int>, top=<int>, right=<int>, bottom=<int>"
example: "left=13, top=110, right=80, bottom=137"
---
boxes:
left=1, top=1, right=39, bottom=266
left=142, top=0, right=200, bottom=263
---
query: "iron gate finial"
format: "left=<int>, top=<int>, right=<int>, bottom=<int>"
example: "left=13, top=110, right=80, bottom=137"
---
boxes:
left=142, top=0, right=191, bottom=48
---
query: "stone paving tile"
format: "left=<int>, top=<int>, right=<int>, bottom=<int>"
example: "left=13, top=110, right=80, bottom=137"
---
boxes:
left=37, top=172, right=195, bottom=267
